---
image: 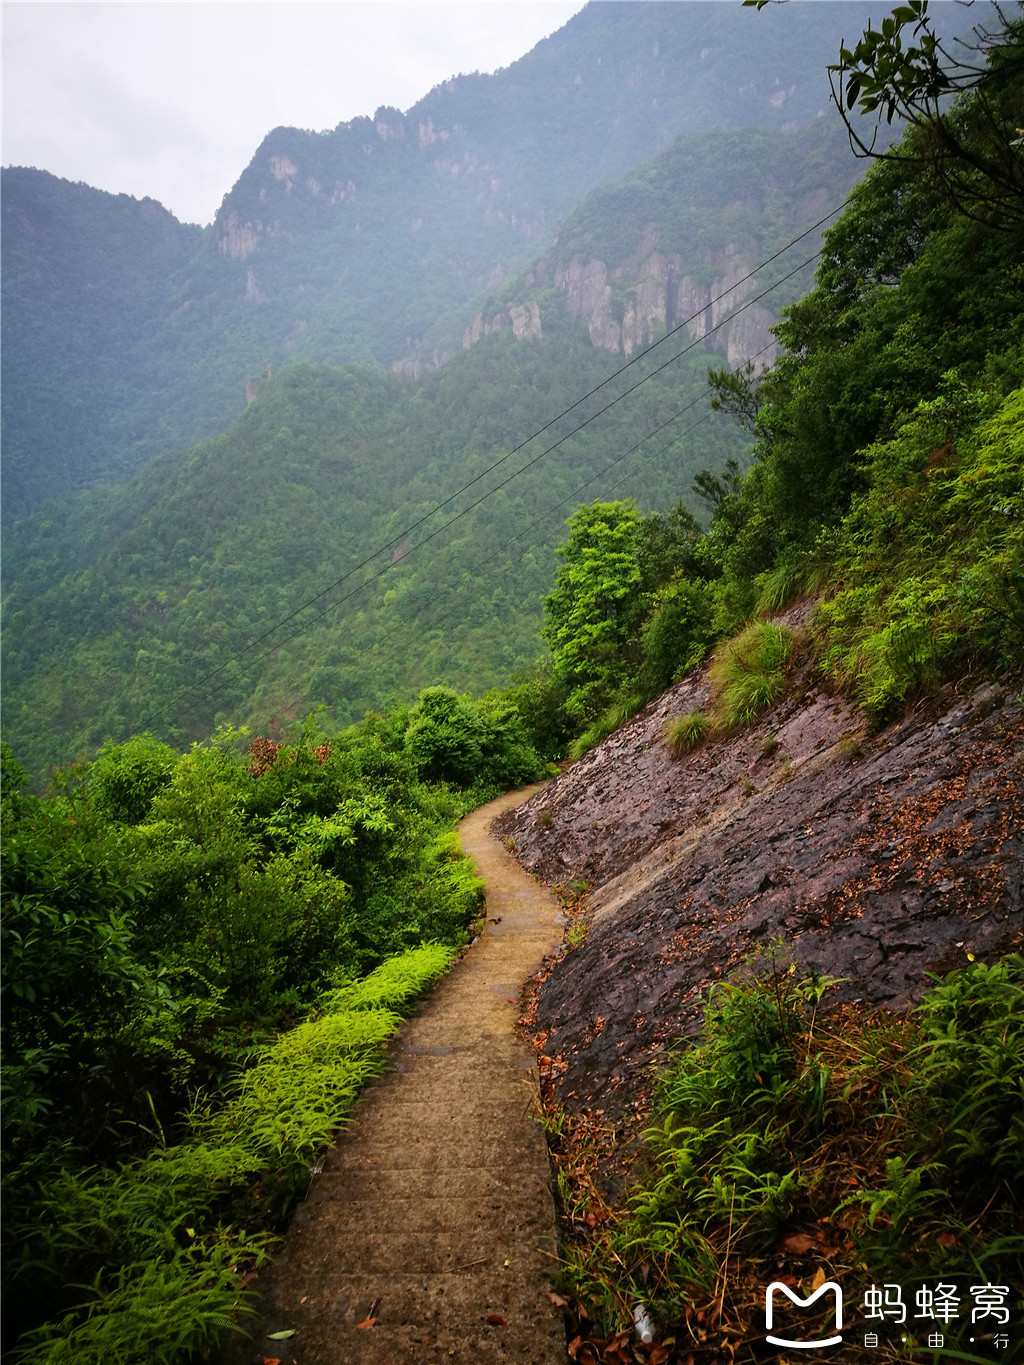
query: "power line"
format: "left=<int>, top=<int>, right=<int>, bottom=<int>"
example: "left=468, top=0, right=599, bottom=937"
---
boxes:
left=143, top=243, right=822, bottom=729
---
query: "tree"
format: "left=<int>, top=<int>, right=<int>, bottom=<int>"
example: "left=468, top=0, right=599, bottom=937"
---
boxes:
left=541, top=500, right=645, bottom=719
left=748, top=0, right=1024, bottom=227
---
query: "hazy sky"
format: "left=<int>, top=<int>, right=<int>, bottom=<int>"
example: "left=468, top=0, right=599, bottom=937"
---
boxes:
left=2, top=2, right=586, bottom=225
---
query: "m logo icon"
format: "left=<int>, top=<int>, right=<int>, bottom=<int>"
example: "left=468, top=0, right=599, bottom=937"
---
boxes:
left=765, top=1280, right=844, bottom=1349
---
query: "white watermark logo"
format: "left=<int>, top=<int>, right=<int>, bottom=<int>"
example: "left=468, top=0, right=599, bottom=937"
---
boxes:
left=765, top=1280, right=844, bottom=1349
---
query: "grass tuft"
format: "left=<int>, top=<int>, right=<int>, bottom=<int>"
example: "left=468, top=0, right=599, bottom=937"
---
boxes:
left=663, top=711, right=710, bottom=758
left=707, top=621, right=798, bottom=731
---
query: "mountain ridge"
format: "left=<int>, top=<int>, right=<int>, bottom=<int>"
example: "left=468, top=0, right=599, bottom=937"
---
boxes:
left=2, top=1, right=921, bottom=518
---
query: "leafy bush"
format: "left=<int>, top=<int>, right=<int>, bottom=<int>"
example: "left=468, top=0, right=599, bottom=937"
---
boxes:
left=8, top=945, right=453, bottom=1365
left=89, top=736, right=178, bottom=824
left=639, top=576, right=716, bottom=695
left=404, top=685, right=544, bottom=791
left=816, top=382, right=1024, bottom=714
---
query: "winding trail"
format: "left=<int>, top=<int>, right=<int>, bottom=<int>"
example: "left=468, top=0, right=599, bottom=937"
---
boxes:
left=230, top=784, right=566, bottom=1365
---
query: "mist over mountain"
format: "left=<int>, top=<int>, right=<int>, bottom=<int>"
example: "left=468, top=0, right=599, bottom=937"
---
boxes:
left=2, top=2, right=904, bottom=518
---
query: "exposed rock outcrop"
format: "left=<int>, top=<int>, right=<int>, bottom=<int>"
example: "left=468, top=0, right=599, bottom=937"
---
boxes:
left=217, top=211, right=262, bottom=260
left=496, top=650, right=1023, bottom=1117
left=553, top=236, right=778, bottom=363
left=462, top=301, right=543, bottom=349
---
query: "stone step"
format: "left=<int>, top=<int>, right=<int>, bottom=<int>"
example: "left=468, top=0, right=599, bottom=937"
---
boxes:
left=303, top=1166, right=553, bottom=1207
left=319, top=1127, right=548, bottom=1174
left=237, top=1274, right=565, bottom=1365
left=240, top=1315, right=565, bottom=1365
left=287, top=1192, right=554, bottom=1240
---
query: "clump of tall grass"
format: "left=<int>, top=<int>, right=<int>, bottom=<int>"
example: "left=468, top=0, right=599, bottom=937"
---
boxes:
left=663, top=710, right=710, bottom=757
left=567, top=696, right=643, bottom=761
left=707, top=621, right=798, bottom=731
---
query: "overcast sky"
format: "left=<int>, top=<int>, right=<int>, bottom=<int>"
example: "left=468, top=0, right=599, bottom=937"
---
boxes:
left=2, top=2, right=587, bottom=225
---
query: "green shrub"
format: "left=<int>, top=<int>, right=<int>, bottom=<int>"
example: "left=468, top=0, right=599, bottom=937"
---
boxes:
left=9, top=945, right=453, bottom=1365
left=815, top=383, right=1024, bottom=715
left=90, top=736, right=179, bottom=825
left=404, top=685, right=544, bottom=790
left=639, top=577, right=716, bottom=696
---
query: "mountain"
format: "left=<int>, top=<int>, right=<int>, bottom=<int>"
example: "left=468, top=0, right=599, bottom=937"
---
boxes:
left=1, top=1, right=912, bottom=519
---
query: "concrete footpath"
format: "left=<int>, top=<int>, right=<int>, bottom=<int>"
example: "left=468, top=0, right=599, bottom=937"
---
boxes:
left=223, top=784, right=566, bottom=1365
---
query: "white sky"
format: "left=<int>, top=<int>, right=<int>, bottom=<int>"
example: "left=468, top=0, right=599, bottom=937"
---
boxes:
left=2, top=2, right=587, bottom=225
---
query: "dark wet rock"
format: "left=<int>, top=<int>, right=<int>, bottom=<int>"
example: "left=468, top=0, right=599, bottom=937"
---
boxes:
left=496, top=668, right=1024, bottom=1117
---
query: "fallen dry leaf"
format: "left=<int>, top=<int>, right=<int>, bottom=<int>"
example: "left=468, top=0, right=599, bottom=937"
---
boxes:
left=486, top=1313, right=509, bottom=1326
left=782, top=1232, right=816, bottom=1254
left=810, top=1266, right=827, bottom=1291
left=650, top=1347, right=671, bottom=1365
left=547, top=1291, right=569, bottom=1307
left=355, top=1317, right=377, bottom=1329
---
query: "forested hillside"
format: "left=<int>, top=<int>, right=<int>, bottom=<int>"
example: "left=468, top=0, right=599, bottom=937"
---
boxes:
left=4, top=112, right=860, bottom=782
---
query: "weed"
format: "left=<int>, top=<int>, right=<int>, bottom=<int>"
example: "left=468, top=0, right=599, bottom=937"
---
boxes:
left=536, top=807, right=554, bottom=829
left=565, top=921, right=590, bottom=949
left=838, top=731, right=863, bottom=759
left=760, top=729, right=780, bottom=758
left=741, top=775, right=755, bottom=795
left=663, top=710, right=710, bottom=758
left=547, top=949, right=1024, bottom=1361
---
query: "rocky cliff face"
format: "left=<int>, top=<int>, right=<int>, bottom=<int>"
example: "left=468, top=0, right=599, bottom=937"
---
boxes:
left=553, top=236, right=778, bottom=363
left=496, top=636, right=1023, bottom=1117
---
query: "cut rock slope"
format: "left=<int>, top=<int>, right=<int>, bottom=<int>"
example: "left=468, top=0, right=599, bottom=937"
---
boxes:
left=497, top=657, right=1023, bottom=1118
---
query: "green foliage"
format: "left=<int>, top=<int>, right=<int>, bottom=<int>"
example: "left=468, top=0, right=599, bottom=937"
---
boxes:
left=815, top=382, right=1024, bottom=714
left=9, top=946, right=452, bottom=1365
left=565, top=694, right=644, bottom=761
left=910, top=955, right=1024, bottom=1182
left=89, top=736, right=179, bottom=824
left=828, top=2, right=1024, bottom=226
left=15, top=1234, right=272, bottom=1365
left=638, top=576, right=716, bottom=695
left=542, top=501, right=646, bottom=722
left=404, top=685, right=544, bottom=792
left=559, top=948, right=1023, bottom=1352
left=1, top=698, right=485, bottom=1360
left=707, top=621, right=797, bottom=731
